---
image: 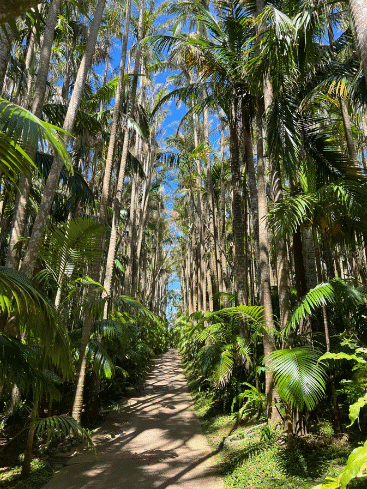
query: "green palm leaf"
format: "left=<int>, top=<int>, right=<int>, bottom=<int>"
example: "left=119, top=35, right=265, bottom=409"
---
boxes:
left=86, top=339, right=114, bottom=379
left=0, top=267, right=73, bottom=378
left=287, top=279, right=363, bottom=334
left=39, top=217, right=105, bottom=283
left=0, top=333, right=34, bottom=390
left=269, top=347, right=327, bottom=411
left=0, top=132, right=36, bottom=182
left=212, top=346, right=234, bottom=388
left=0, top=98, right=71, bottom=169
left=35, top=414, right=95, bottom=454
left=268, top=194, right=316, bottom=238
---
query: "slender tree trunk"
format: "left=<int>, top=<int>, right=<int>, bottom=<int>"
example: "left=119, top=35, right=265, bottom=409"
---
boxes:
left=230, top=100, right=247, bottom=305
left=21, top=0, right=106, bottom=278
left=99, top=0, right=132, bottom=225
left=0, top=24, right=13, bottom=94
left=242, top=101, right=259, bottom=280
left=313, top=227, right=341, bottom=433
left=21, top=400, right=38, bottom=479
left=256, top=100, right=277, bottom=424
left=203, top=107, right=219, bottom=310
left=349, top=0, right=367, bottom=84
left=271, top=167, right=291, bottom=330
left=6, top=0, right=63, bottom=271
left=103, top=1, right=144, bottom=310
left=71, top=312, right=93, bottom=422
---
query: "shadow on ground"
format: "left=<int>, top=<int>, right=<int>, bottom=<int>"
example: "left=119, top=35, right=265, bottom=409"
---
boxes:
left=41, top=349, right=224, bottom=489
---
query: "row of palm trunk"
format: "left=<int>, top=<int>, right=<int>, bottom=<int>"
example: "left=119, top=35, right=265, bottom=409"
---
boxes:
left=177, top=0, right=367, bottom=427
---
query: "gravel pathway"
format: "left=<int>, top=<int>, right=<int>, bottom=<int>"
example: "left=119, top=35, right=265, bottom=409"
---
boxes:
left=42, top=349, right=225, bottom=489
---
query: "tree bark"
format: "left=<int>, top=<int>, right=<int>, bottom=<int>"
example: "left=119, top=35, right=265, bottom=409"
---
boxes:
left=204, top=107, right=219, bottom=310
left=21, top=400, right=38, bottom=479
left=99, top=0, right=132, bottom=225
left=229, top=99, right=248, bottom=305
left=0, top=24, right=13, bottom=94
left=256, top=102, right=277, bottom=424
left=349, top=0, right=367, bottom=84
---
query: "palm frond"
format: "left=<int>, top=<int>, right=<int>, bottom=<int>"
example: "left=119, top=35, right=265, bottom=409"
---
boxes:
left=111, top=295, right=162, bottom=324
left=287, top=278, right=363, bottom=334
left=86, top=339, right=114, bottom=379
left=268, top=193, right=316, bottom=238
left=0, top=99, right=71, bottom=169
left=0, top=333, right=34, bottom=390
left=212, top=347, right=234, bottom=388
left=39, top=218, right=104, bottom=288
left=35, top=414, right=95, bottom=454
left=0, top=132, right=36, bottom=182
left=0, top=267, right=73, bottom=378
left=269, top=347, right=327, bottom=411
left=93, top=319, right=134, bottom=343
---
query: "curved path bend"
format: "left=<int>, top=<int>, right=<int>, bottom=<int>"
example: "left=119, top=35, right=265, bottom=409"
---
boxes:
left=42, top=349, right=225, bottom=489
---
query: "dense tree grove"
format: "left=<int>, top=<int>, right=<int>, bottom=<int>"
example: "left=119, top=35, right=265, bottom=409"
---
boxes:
left=1, top=0, right=367, bottom=487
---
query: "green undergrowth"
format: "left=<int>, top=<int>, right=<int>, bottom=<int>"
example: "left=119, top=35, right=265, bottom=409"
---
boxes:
left=0, top=459, right=53, bottom=489
left=184, top=365, right=365, bottom=489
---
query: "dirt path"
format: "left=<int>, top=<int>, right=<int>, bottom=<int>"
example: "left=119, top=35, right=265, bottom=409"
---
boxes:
left=42, top=349, right=225, bottom=489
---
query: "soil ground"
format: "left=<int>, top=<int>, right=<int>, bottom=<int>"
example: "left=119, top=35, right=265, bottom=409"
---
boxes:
left=42, top=349, right=225, bottom=489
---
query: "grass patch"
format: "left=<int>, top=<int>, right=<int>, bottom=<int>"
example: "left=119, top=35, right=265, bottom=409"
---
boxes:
left=184, top=362, right=365, bottom=489
left=0, top=459, right=54, bottom=489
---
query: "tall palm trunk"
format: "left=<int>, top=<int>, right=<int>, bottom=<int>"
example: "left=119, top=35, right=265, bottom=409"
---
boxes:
left=103, top=1, right=144, bottom=309
left=193, top=112, right=206, bottom=311
left=219, top=126, right=229, bottom=293
left=0, top=24, right=13, bottom=93
left=99, top=0, right=132, bottom=225
left=135, top=137, right=155, bottom=296
left=349, top=0, right=367, bottom=84
left=21, top=400, right=38, bottom=478
left=204, top=107, right=219, bottom=310
left=313, top=227, right=341, bottom=432
left=256, top=102, right=276, bottom=423
left=21, top=0, right=107, bottom=278
left=241, top=101, right=259, bottom=295
left=272, top=166, right=291, bottom=330
left=6, top=0, right=62, bottom=270
left=229, top=99, right=247, bottom=305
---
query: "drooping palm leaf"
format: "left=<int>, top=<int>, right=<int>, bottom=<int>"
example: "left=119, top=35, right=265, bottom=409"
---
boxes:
left=39, top=217, right=104, bottom=283
left=0, top=267, right=73, bottom=378
left=35, top=414, right=95, bottom=454
left=86, top=339, right=114, bottom=379
left=212, top=346, right=234, bottom=388
left=0, top=333, right=34, bottom=390
left=0, top=132, right=36, bottom=182
left=287, top=278, right=363, bottom=334
left=93, top=319, right=134, bottom=343
left=0, top=99, right=71, bottom=169
left=268, top=193, right=316, bottom=238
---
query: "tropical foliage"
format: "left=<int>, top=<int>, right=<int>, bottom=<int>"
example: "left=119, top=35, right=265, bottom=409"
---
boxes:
left=1, top=0, right=367, bottom=487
